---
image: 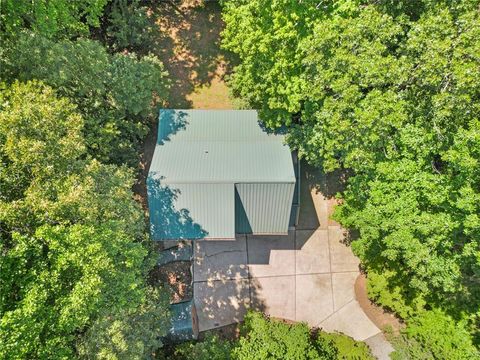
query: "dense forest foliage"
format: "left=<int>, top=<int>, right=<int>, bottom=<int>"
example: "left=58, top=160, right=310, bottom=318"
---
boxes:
left=0, top=1, right=171, bottom=359
left=1, top=0, right=479, bottom=359
left=222, top=0, right=480, bottom=358
left=167, top=311, right=374, bottom=360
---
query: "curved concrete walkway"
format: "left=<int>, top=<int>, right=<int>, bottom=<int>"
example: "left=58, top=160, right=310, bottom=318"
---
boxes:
left=193, top=164, right=392, bottom=358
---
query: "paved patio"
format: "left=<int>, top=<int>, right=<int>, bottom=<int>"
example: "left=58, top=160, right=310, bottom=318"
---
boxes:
left=193, top=229, right=379, bottom=338
left=192, top=164, right=392, bottom=357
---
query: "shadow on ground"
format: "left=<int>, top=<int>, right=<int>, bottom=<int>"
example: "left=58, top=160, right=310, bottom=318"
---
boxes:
left=149, top=1, right=237, bottom=108
left=193, top=260, right=266, bottom=332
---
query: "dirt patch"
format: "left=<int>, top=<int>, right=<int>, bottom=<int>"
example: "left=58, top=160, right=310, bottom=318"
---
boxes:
left=355, top=273, right=404, bottom=334
left=149, top=0, right=236, bottom=109
left=150, top=261, right=193, bottom=304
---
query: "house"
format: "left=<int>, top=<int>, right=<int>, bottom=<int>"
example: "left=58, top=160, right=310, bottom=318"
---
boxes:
left=147, top=109, right=299, bottom=241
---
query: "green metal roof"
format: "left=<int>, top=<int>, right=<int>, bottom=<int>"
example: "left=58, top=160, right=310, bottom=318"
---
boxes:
left=147, top=110, right=296, bottom=240
left=150, top=110, right=295, bottom=184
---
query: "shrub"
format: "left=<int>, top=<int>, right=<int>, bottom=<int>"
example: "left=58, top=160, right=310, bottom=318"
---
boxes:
left=173, top=335, right=234, bottom=360
left=232, top=312, right=335, bottom=360
left=168, top=312, right=377, bottom=360
left=317, top=332, right=374, bottom=360
left=390, top=310, right=479, bottom=360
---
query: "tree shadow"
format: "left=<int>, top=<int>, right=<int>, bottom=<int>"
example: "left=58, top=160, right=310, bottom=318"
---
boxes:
left=304, top=162, right=349, bottom=200
left=192, top=231, right=301, bottom=334
left=148, top=1, right=238, bottom=108
left=191, top=236, right=274, bottom=333
left=147, top=178, right=209, bottom=240
left=297, top=161, right=322, bottom=230
left=246, top=233, right=296, bottom=266
left=193, top=272, right=266, bottom=332
left=157, top=109, right=189, bottom=144
left=297, top=160, right=351, bottom=230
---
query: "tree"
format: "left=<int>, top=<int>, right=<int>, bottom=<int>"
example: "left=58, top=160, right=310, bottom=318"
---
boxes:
left=45, top=160, right=145, bottom=239
left=0, top=223, right=147, bottom=359
left=222, top=0, right=480, bottom=351
left=221, top=0, right=327, bottom=126
left=1, top=33, right=169, bottom=165
left=0, top=81, right=85, bottom=232
left=390, top=310, right=479, bottom=360
left=0, top=0, right=107, bottom=39
left=77, top=288, right=170, bottom=360
left=105, top=0, right=156, bottom=52
left=0, top=81, right=170, bottom=359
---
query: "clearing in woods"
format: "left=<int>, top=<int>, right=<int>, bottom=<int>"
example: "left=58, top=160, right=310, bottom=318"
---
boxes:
left=153, top=0, right=236, bottom=109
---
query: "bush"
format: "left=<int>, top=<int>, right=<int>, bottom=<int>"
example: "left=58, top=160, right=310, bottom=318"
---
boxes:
left=232, top=312, right=336, bottom=360
left=173, top=335, right=234, bottom=360
left=317, top=332, right=374, bottom=360
left=168, top=312, right=376, bottom=360
left=390, top=310, right=479, bottom=360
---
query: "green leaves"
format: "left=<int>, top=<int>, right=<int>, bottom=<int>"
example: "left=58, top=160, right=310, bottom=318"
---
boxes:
left=0, top=80, right=169, bottom=359
left=2, top=32, right=169, bottom=165
left=0, top=81, right=84, bottom=180
left=0, top=3, right=172, bottom=359
left=0, top=223, right=146, bottom=359
left=77, top=288, right=170, bottom=360
left=223, top=0, right=480, bottom=352
left=230, top=312, right=372, bottom=360
left=0, top=81, right=85, bottom=224
left=110, top=53, right=169, bottom=118
left=0, top=0, right=108, bottom=39
left=233, top=312, right=323, bottom=360
left=222, top=0, right=324, bottom=126
left=170, top=311, right=373, bottom=360
left=173, top=335, right=234, bottom=360
left=391, top=309, right=479, bottom=360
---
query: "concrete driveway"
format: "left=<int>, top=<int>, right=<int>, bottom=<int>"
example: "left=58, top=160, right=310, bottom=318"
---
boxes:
left=193, top=229, right=379, bottom=340
left=193, top=164, right=387, bottom=351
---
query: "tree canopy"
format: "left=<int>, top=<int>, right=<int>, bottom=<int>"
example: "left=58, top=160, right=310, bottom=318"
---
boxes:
left=0, top=1, right=172, bottom=359
left=222, top=0, right=480, bottom=354
left=0, top=0, right=108, bottom=39
left=1, top=33, right=169, bottom=165
left=0, top=61, right=168, bottom=360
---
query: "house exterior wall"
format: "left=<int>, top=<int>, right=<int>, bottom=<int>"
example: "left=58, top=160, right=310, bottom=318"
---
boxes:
left=235, top=182, right=295, bottom=235
left=289, top=151, right=301, bottom=228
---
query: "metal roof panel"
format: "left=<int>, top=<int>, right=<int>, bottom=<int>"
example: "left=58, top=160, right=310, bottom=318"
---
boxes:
left=149, top=110, right=295, bottom=184
left=148, top=180, right=235, bottom=240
